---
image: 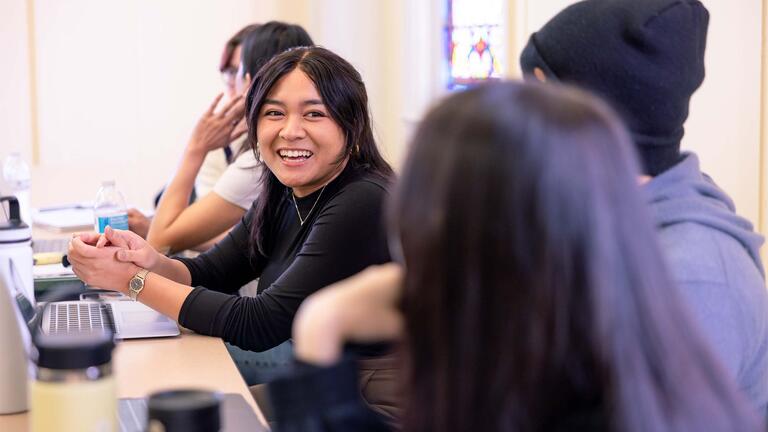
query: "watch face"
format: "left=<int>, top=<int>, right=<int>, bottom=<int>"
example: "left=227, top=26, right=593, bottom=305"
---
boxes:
left=130, top=278, right=143, bottom=291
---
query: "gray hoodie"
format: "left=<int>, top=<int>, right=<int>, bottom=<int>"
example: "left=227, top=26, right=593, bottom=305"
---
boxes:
left=645, top=152, right=768, bottom=414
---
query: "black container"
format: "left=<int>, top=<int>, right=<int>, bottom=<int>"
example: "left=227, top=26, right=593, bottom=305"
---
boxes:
left=147, top=389, right=221, bottom=432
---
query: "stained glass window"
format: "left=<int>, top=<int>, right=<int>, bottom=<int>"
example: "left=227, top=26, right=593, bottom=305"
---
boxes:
left=446, top=0, right=505, bottom=90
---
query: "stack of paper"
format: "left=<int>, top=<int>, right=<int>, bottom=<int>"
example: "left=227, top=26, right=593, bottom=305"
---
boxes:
left=32, top=203, right=93, bottom=232
left=32, top=263, right=76, bottom=280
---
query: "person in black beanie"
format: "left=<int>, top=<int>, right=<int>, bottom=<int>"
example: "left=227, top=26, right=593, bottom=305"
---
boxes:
left=521, top=0, right=768, bottom=417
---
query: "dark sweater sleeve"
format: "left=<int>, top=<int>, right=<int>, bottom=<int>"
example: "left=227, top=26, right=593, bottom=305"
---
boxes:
left=269, top=357, right=390, bottom=432
left=177, top=181, right=391, bottom=352
left=174, top=210, right=262, bottom=293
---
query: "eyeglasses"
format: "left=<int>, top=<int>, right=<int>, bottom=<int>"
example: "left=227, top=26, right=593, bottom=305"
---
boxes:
left=221, top=67, right=238, bottom=85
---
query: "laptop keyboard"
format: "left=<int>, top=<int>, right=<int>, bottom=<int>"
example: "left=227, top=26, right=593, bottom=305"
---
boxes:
left=33, top=238, right=70, bottom=254
left=47, top=303, right=116, bottom=334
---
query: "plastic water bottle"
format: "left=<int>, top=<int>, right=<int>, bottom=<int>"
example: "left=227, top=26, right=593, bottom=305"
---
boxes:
left=2, top=152, right=32, bottom=225
left=93, top=181, right=129, bottom=233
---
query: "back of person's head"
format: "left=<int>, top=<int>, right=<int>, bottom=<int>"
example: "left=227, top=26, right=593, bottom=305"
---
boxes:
left=219, top=23, right=261, bottom=73
left=245, top=46, right=392, bottom=255
left=519, top=0, right=709, bottom=176
left=392, top=81, right=758, bottom=432
left=240, top=21, right=314, bottom=80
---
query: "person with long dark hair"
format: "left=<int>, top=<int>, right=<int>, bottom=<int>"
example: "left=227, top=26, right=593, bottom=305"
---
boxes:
left=267, top=81, right=761, bottom=431
left=67, top=47, right=399, bottom=415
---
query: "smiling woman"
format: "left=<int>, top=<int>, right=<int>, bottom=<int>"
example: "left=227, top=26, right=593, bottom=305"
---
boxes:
left=67, top=46, right=399, bottom=420
left=257, top=69, right=348, bottom=197
left=245, top=46, right=393, bottom=255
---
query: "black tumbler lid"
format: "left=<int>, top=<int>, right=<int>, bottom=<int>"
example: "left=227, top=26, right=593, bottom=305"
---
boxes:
left=0, top=196, right=30, bottom=241
left=33, top=331, right=114, bottom=370
left=148, top=389, right=221, bottom=432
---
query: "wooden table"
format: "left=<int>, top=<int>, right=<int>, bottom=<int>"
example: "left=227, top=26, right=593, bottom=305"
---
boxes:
left=0, top=330, right=268, bottom=431
left=2, top=226, right=268, bottom=430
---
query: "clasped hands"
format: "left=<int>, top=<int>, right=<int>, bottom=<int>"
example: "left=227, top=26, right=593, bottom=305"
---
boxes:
left=68, top=226, right=160, bottom=295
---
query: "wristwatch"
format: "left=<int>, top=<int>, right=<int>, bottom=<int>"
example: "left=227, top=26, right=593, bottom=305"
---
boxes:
left=128, top=268, right=150, bottom=301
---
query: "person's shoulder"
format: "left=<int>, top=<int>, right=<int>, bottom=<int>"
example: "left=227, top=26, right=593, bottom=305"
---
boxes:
left=659, top=223, right=765, bottom=299
left=317, top=170, right=392, bottom=218
left=229, top=148, right=259, bottom=170
left=336, top=169, right=392, bottom=199
left=659, top=223, right=734, bottom=283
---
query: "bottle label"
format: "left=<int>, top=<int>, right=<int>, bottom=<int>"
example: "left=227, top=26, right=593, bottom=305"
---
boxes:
left=96, top=214, right=129, bottom=233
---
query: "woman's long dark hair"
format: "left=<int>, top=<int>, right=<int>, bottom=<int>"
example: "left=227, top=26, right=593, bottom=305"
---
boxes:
left=239, top=21, right=313, bottom=79
left=246, top=46, right=393, bottom=255
left=392, top=81, right=759, bottom=432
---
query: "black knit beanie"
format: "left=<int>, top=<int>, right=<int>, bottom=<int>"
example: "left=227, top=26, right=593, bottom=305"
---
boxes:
left=520, top=0, right=709, bottom=176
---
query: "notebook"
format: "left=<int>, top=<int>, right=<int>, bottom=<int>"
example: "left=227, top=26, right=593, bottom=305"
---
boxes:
left=32, top=205, right=94, bottom=232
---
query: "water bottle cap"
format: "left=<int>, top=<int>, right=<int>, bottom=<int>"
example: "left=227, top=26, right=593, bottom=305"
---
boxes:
left=101, top=180, right=115, bottom=187
left=32, top=331, right=114, bottom=370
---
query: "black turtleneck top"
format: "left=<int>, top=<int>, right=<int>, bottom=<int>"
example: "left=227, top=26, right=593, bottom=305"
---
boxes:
left=174, top=164, right=391, bottom=355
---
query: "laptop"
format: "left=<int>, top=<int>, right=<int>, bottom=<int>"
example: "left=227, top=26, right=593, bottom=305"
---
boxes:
left=10, top=261, right=179, bottom=340
left=40, top=299, right=180, bottom=339
left=118, top=394, right=266, bottom=432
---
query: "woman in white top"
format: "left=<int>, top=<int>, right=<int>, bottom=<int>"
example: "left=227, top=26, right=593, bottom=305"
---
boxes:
left=128, top=24, right=258, bottom=237
left=194, top=23, right=260, bottom=199
left=144, top=22, right=314, bottom=254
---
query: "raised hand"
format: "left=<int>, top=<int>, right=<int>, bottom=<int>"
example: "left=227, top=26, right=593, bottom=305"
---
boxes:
left=230, top=117, right=248, bottom=142
left=187, top=93, right=246, bottom=156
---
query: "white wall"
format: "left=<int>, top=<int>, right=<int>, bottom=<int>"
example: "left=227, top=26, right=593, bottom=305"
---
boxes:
left=305, top=0, right=406, bottom=166
left=0, top=0, right=34, bottom=194
left=3, top=0, right=265, bottom=209
left=684, top=0, right=762, bottom=228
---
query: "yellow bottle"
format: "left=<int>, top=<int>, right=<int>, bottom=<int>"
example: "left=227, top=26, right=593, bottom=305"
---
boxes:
left=30, top=332, right=116, bottom=432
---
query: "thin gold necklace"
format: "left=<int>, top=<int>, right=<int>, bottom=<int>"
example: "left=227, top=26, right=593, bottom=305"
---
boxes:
left=292, top=184, right=327, bottom=226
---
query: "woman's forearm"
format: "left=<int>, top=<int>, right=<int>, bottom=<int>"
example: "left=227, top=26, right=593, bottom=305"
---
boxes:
left=148, top=95, right=245, bottom=252
left=147, top=193, right=245, bottom=254
left=148, top=253, right=193, bottom=286
left=147, top=148, right=207, bottom=251
left=137, top=271, right=194, bottom=321
left=293, top=263, right=404, bottom=366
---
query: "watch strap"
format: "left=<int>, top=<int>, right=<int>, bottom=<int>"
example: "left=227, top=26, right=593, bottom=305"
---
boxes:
left=129, top=268, right=150, bottom=301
